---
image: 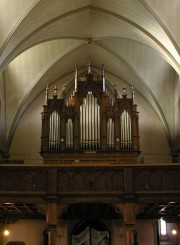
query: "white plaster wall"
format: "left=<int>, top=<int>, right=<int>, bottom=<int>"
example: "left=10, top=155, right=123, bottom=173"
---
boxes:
left=0, top=0, right=36, bottom=47
left=9, top=90, right=44, bottom=164
left=5, top=39, right=79, bottom=137
left=136, top=220, right=155, bottom=245
left=2, top=218, right=178, bottom=245
left=112, top=219, right=155, bottom=245
left=174, top=74, right=180, bottom=149
left=137, top=94, right=171, bottom=163
left=0, top=72, right=6, bottom=151
left=2, top=219, right=46, bottom=245
left=145, top=0, right=180, bottom=45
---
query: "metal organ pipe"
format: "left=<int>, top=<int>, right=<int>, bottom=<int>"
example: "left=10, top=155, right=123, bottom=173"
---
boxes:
left=80, top=91, right=100, bottom=151
left=121, top=112, right=124, bottom=149
left=75, top=65, right=78, bottom=92
left=94, top=99, right=97, bottom=150
left=102, top=65, right=105, bottom=92
left=131, top=85, right=135, bottom=105
left=91, top=92, right=93, bottom=146
left=107, top=118, right=114, bottom=150
left=49, top=111, right=60, bottom=150
left=45, top=86, right=49, bottom=105
left=120, top=110, right=132, bottom=150
left=66, top=119, right=73, bottom=149
left=97, top=103, right=100, bottom=149
left=112, top=121, right=114, bottom=148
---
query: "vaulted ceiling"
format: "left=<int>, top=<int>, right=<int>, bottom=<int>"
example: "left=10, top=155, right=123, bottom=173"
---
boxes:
left=0, top=0, right=179, bottom=160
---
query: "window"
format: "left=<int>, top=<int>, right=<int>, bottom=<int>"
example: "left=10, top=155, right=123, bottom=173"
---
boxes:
left=159, top=218, right=168, bottom=241
left=160, top=218, right=167, bottom=235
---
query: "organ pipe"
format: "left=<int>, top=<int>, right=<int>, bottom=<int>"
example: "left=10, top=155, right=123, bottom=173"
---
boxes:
left=66, top=119, right=73, bottom=149
left=121, top=110, right=132, bottom=150
left=75, top=65, right=78, bottom=92
left=45, top=86, right=49, bottom=106
left=131, top=85, right=135, bottom=105
left=107, top=118, right=114, bottom=150
left=80, top=91, right=100, bottom=150
left=49, top=111, right=60, bottom=150
left=102, top=65, right=105, bottom=92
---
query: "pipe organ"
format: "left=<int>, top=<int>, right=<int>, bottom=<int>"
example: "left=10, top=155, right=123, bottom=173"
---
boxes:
left=40, top=64, right=140, bottom=164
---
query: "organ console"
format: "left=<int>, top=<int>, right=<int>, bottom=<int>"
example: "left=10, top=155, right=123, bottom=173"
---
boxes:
left=40, top=63, right=140, bottom=164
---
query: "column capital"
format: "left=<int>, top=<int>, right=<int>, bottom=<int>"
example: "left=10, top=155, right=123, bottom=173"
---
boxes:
left=113, top=203, right=145, bottom=225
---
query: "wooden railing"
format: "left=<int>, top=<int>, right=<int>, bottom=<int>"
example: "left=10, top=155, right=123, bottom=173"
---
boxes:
left=0, top=164, right=179, bottom=203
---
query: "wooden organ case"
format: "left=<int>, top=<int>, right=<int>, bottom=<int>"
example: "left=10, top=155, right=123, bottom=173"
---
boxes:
left=40, top=65, right=140, bottom=164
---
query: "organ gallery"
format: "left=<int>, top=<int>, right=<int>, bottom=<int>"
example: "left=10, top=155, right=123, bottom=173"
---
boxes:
left=40, top=63, right=140, bottom=164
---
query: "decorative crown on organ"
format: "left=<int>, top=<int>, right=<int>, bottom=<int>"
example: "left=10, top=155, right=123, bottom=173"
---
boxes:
left=40, top=63, right=140, bottom=164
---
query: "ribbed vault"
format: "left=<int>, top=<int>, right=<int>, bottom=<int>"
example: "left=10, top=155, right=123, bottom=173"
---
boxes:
left=0, top=0, right=179, bottom=161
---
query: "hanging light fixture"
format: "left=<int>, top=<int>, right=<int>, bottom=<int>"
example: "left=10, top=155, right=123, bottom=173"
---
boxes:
left=172, top=228, right=177, bottom=235
left=3, top=229, right=10, bottom=236
left=3, top=216, right=10, bottom=236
